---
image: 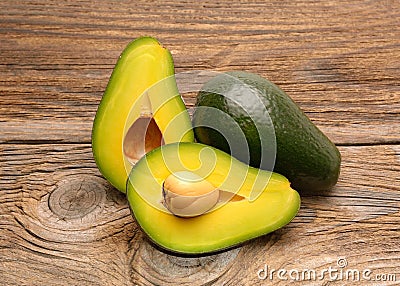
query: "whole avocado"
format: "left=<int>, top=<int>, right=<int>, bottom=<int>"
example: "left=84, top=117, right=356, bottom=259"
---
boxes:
left=192, top=71, right=341, bottom=193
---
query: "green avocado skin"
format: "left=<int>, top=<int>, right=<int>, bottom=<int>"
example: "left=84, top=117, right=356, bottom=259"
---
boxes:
left=193, top=71, right=341, bottom=192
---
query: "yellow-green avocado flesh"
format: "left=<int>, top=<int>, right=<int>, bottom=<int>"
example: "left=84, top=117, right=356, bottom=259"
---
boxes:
left=127, top=142, right=300, bottom=254
left=92, top=37, right=194, bottom=193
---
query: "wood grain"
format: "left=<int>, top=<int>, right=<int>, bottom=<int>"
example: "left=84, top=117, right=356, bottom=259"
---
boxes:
left=1, top=144, right=399, bottom=285
left=1, top=0, right=399, bottom=145
left=0, top=0, right=399, bottom=285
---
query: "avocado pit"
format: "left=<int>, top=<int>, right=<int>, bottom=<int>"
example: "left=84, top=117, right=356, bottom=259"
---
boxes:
left=162, top=171, right=220, bottom=217
left=162, top=171, right=246, bottom=217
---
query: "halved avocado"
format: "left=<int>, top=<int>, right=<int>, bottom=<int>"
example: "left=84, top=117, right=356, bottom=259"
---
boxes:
left=127, top=142, right=300, bottom=254
left=92, top=37, right=194, bottom=192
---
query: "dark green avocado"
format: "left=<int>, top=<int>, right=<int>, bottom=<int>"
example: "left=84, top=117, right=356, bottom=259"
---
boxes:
left=192, top=71, right=341, bottom=193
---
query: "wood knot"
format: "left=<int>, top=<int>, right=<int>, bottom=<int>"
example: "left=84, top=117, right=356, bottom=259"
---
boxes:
left=35, top=174, right=131, bottom=243
left=48, top=175, right=106, bottom=220
left=130, top=241, right=240, bottom=284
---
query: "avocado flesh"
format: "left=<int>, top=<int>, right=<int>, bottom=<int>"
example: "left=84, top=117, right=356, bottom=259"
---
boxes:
left=127, top=142, right=300, bottom=254
left=193, top=71, right=341, bottom=193
left=92, top=37, right=194, bottom=193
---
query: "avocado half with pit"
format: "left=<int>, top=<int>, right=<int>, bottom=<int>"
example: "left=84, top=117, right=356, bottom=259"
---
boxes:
left=92, top=37, right=194, bottom=192
left=127, top=142, right=300, bottom=254
left=193, top=71, right=341, bottom=193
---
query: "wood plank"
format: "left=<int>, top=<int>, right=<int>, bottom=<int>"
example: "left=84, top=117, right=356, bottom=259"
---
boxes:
left=1, top=0, right=399, bottom=285
left=1, top=143, right=399, bottom=285
left=0, top=0, right=399, bottom=145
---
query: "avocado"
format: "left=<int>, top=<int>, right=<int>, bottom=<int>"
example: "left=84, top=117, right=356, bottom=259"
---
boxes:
left=92, top=37, right=194, bottom=193
left=127, top=142, right=300, bottom=254
left=192, top=71, right=341, bottom=193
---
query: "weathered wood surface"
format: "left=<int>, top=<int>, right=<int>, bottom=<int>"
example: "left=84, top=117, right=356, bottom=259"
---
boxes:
left=0, top=0, right=399, bottom=285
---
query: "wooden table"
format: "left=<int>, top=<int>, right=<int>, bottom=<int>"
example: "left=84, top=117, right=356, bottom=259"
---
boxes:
left=1, top=1, right=399, bottom=285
